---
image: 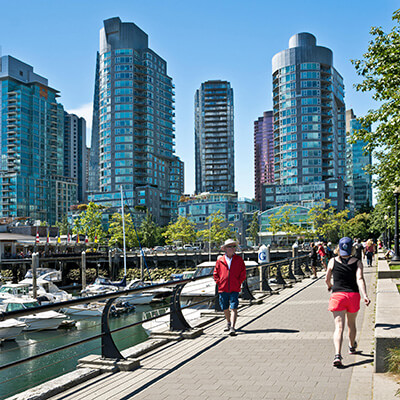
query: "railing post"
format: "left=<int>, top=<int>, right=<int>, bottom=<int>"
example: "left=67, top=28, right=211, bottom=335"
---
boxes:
left=292, top=245, right=304, bottom=277
left=101, top=298, right=124, bottom=359
left=286, top=259, right=297, bottom=282
left=170, top=284, right=191, bottom=331
left=275, top=261, right=289, bottom=288
left=214, top=284, right=222, bottom=312
left=302, top=257, right=312, bottom=276
left=241, top=276, right=255, bottom=300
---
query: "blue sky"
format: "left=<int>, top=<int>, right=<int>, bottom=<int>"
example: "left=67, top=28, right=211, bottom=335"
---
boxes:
left=0, top=0, right=398, bottom=198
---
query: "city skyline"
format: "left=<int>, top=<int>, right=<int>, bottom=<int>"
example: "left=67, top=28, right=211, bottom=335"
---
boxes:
left=0, top=0, right=397, bottom=199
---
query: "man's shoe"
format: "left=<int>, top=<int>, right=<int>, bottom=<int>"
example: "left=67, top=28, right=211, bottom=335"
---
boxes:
left=349, top=341, right=358, bottom=354
left=229, top=327, right=237, bottom=336
left=333, top=354, right=343, bottom=367
left=223, top=323, right=231, bottom=332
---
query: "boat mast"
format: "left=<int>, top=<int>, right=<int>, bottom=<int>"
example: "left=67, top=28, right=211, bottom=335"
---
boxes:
left=120, top=186, right=127, bottom=276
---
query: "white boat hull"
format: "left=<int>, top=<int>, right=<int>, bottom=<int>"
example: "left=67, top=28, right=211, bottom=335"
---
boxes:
left=118, top=293, right=155, bottom=305
left=19, top=311, right=65, bottom=331
left=62, top=305, right=104, bottom=317
left=0, top=319, right=26, bottom=340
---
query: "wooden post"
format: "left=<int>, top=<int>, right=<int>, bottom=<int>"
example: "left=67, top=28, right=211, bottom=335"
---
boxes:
left=81, top=251, right=86, bottom=291
left=32, top=252, right=39, bottom=299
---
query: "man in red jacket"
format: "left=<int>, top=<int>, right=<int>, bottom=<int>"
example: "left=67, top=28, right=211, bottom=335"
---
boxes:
left=213, top=239, right=246, bottom=336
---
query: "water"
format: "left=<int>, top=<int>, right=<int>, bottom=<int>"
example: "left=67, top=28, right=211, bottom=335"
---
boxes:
left=0, top=303, right=156, bottom=400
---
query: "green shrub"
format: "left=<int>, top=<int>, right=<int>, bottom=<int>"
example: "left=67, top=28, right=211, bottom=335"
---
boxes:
left=387, top=347, right=400, bottom=374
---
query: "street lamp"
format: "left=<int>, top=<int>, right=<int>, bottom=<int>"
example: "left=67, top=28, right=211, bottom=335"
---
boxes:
left=392, top=187, right=400, bottom=262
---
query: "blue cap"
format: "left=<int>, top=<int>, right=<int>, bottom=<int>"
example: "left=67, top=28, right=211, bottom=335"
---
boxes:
left=339, top=237, right=353, bottom=256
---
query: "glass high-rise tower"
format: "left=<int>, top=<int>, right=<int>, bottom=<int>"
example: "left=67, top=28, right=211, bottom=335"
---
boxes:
left=64, top=112, right=87, bottom=203
left=254, top=111, right=274, bottom=205
left=262, top=33, right=346, bottom=210
left=88, top=17, right=184, bottom=226
left=345, top=109, right=372, bottom=211
left=0, top=55, right=76, bottom=224
left=194, top=80, right=234, bottom=194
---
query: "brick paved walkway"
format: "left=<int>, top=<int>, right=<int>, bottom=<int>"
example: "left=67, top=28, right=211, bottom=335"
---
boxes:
left=49, top=267, right=376, bottom=400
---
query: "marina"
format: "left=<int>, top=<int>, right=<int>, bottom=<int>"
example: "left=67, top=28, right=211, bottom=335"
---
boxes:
left=0, top=302, right=154, bottom=399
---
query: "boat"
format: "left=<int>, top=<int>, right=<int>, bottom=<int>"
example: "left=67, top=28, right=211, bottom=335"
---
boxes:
left=24, top=268, right=62, bottom=282
left=81, top=276, right=126, bottom=296
left=61, top=303, right=104, bottom=317
left=1, top=298, right=68, bottom=331
left=142, top=306, right=204, bottom=334
left=119, top=280, right=155, bottom=305
left=0, top=318, right=26, bottom=340
left=18, top=276, right=72, bottom=304
left=0, top=283, right=31, bottom=304
left=180, top=261, right=259, bottom=304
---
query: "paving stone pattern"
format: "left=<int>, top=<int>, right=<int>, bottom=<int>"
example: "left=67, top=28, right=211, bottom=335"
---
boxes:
left=50, top=269, right=376, bottom=400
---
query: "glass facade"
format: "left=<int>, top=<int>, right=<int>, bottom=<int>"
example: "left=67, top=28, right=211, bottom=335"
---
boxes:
left=264, top=33, right=346, bottom=210
left=254, top=111, right=274, bottom=204
left=0, top=56, right=75, bottom=224
left=88, top=17, right=184, bottom=226
left=195, top=80, right=234, bottom=194
left=64, top=113, right=86, bottom=203
left=345, top=109, right=372, bottom=211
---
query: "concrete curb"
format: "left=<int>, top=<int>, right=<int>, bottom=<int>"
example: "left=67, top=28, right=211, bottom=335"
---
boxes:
left=5, top=368, right=101, bottom=400
left=375, top=260, right=400, bottom=373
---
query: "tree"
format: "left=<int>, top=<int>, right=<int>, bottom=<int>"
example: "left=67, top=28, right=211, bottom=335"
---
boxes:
left=197, top=211, right=235, bottom=248
left=55, top=215, right=71, bottom=235
left=73, top=202, right=105, bottom=243
left=140, top=211, right=157, bottom=248
left=246, top=212, right=259, bottom=245
left=162, top=216, right=197, bottom=245
left=343, top=213, right=372, bottom=240
left=308, top=201, right=349, bottom=243
left=108, top=212, right=139, bottom=249
left=268, top=212, right=284, bottom=245
left=351, top=9, right=400, bottom=198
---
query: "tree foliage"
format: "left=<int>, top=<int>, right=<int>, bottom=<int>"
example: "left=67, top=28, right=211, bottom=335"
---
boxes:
left=72, top=202, right=105, bottom=243
left=351, top=9, right=400, bottom=197
left=197, top=211, right=235, bottom=248
left=140, top=211, right=160, bottom=248
left=108, top=212, right=139, bottom=249
left=55, top=215, right=71, bottom=235
left=162, top=216, right=197, bottom=245
left=308, top=201, right=349, bottom=243
left=246, top=212, right=259, bottom=245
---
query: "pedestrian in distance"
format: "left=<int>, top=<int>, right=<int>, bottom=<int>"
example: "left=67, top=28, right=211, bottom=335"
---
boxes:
left=325, top=237, right=371, bottom=367
left=318, top=242, right=327, bottom=270
left=353, top=238, right=364, bottom=261
left=310, top=243, right=318, bottom=279
left=213, top=239, right=246, bottom=336
left=364, top=239, right=376, bottom=267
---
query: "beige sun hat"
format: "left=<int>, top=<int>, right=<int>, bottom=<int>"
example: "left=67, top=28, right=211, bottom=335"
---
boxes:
left=221, top=238, right=239, bottom=250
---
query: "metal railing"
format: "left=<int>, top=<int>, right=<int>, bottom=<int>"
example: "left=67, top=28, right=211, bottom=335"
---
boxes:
left=0, top=254, right=311, bottom=397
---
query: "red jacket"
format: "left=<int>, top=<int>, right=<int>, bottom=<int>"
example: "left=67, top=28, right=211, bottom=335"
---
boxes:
left=213, top=254, right=246, bottom=293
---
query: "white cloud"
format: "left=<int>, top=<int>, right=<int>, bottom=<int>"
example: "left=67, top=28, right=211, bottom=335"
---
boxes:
left=66, top=103, right=93, bottom=147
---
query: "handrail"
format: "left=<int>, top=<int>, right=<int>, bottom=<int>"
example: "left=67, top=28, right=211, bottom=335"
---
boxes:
left=0, top=255, right=311, bottom=377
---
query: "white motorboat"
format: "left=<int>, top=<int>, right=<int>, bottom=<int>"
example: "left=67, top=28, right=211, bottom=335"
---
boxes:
left=81, top=276, right=126, bottom=296
left=119, top=280, right=155, bottom=305
left=24, top=268, right=62, bottom=282
left=142, top=306, right=203, bottom=334
left=0, top=318, right=26, bottom=340
left=62, top=303, right=104, bottom=317
left=2, top=298, right=67, bottom=331
left=0, top=283, right=31, bottom=304
left=18, top=276, right=72, bottom=304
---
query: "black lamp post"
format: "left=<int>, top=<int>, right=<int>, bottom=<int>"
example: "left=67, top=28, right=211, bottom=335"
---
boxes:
left=392, top=187, right=400, bottom=261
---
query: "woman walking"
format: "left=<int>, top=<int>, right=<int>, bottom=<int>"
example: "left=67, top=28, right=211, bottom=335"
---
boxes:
left=325, top=237, right=371, bottom=367
left=364, top=239, right=376, bottom=267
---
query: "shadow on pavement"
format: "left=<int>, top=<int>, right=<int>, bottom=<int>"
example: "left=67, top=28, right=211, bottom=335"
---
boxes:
left=239, top=328, right=300, bottom=334
left=341, top=358, right=374, bottom=369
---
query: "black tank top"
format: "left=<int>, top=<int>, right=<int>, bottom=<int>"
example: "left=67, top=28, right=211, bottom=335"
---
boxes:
left=332, top=257, right=359, bottom=293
